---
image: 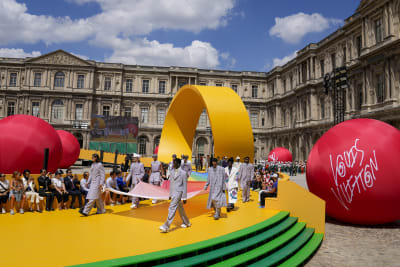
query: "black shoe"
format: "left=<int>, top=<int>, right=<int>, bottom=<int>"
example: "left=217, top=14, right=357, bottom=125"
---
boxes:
left=51, top=208, right=55, bottom=211
left=79, top=210, right=88, bottom=216
left=70, top=206, right=76, bottom=209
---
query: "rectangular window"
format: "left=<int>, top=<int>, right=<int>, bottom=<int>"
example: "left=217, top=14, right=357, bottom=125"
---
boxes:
left=9, top=73, right=17, bottom=86
left=375, top=18, right=383, bottom=43
left=102, top=106, right=110, bottom=116
left=301, top=62, right=307, bottom=83
left=376, top=74, right=385, bottom=103
left=199, top=110, right=207, bottom=126
left=77, top=75, right=84, bottom=89
left=231, top=84, right=238, bottom=93
left=158, top=81, right=166, bottom=94
left=142, top=80, right=149, bottom=93
left=356, top=36, right=362, bottom=57
left=252, top=85, right=258, bottom=98
left=320, top=60, right=325, bottom=77
left=290, top=75, right=293, bottom=89
left=104, top=77, right=111, bottom=91
left=321, top=99, right=325, bottom=119
left=139, top=137, right=147, bottom=155
left=283, top=79, right=286, bottom=93
left=250, top=112, right=258, bottom=128
left=331, top=53, right=336, bottom=70
left=124, top=107, right=132, bottom=117
left=282, top=112, right=286, bottom=126
left=75, top=104, right=83, bottom=120
left=215, top=83, right=223, bottom=87
left=34, top=73, right=41, bottom=87
left=7, top=101, right=15, bottom=116
left=157, top=108, right=165, bottom=125
left=261, top=118, right=265, bottom=127
left=32, top=102, right=40, bottom=117
left=140, top=107, right=148, bottom=123
left=342, top=46, right=346, bottom=66
left=125, top=79, right=133, bottom=92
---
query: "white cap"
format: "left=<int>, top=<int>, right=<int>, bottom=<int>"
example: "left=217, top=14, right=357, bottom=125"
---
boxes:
left=133, top=153, right=141, bottom=158
left=272, top=173, right=278, bottom=178
left=236, top=156, right=240, bottom=160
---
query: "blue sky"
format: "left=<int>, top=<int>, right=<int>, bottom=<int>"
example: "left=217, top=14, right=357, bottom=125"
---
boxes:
left=0, top=0, right=360, bottom=71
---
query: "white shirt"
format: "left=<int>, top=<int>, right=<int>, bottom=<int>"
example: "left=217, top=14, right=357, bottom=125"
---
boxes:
left=52, top=178, right=63, bottom=189
left=106, top=177, right=117, bottom=189
left=80, top=178, right=89, bottom=192
left=0, top=179, right=10, bottom=193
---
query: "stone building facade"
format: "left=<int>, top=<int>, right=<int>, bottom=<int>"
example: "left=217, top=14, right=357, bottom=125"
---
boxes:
left=0, top=0, right=399, bottom=161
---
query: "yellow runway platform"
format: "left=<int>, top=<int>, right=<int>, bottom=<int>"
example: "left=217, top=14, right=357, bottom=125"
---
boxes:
left=1, top=191, right=279, bottom=267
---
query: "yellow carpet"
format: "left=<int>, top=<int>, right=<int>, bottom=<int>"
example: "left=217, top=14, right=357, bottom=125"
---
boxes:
left=0, top=191, right=278, bottom=266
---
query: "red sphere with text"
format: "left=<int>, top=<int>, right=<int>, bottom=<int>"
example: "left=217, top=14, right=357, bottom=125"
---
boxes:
left=0, top=115, right=62, bottom=173
left=306, top=119, right=400, bottom=224
left=267, top=147, right=293, bottom=162
left=57, top=130, right=80, bottom=169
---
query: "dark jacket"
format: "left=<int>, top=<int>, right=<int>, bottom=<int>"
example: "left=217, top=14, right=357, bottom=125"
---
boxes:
left=64, top=176, right=80, bottom=192
left=38, top=175, right=52, bottom=193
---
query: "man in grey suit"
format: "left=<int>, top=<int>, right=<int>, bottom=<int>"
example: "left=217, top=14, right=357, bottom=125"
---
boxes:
left=238, top=156, right=254, bottom=203
left=80, top=154, right=106, bottom=216
left=204, top=157, right=227, bottom=220
left=159, top=158, right=191, bottom=233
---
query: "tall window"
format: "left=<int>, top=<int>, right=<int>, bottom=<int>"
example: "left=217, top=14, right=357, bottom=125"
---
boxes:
left=154, top=136, right=161, bottom=150
left=283, top=79, right=286, bottom=93
left=342, top=46, right=346, bottom=66
left=7, top=101, right=15, bottom=116
left=375, top=18, right=383, bottom=43
left=140, top=107, right=148, bottom=123
left=34, top=73, right=41, bottom=87
left=9, top=73, right=17, bottom=86
left=231, top=84, right=238, bottom=93
left=301, top=62, right=307, bottom=83
left=199, top=110, right=207, bottom=126
left=104, top=77, right=111, bottom=91
left=124, top=107, right=132, bottom=117
left=356, top=36, right=362, bottom=57
left=102, top=105, right=110, bottom=116
left=54, top=72, right=65, bottom=88
left=215, top=83, right=223, bottom=87
left=331, top=53, right=336, bottom=70
left=77, top=75, right=85, bottom=89
left=282, top=111, right=286, bottom=126
left=51, top=100, right=64, bottom=120
left=250, top=112, right=258, bottom=128
left=126, top=79, right=133, bottom=92
left=303, top=103, right=307, bottom=120
left=158, top=81, right=166, bottom=94
left=321, top=99, right=325, bottom=119
left=252, top=85, right=258, bottom=98
left=75, top=104, right=83, bottom=120
left=142, top=80, right=149, bottom=93
left=376, top=74, right=385, bottom=103
left=290, top=75, right=293, bottom=89
left=262, top=118, right=265, bottom=127
left=32, top=102, right=40, bottom=117
left=139, top=136, right=147, bottom=155
left=320, top=60, right=325, bottom=77
left=157, top=108, right=165, bottom=125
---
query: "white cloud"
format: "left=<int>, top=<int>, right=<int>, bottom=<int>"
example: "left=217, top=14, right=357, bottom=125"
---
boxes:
left=269, top=12, right=342, bottom=44
left=71, top=52, right=89, bottom=60
left=106, top=39, right=220, bottom=68
left=0, top=48, right=41, bottom=58
left=272, top=50, right=298, bottom=68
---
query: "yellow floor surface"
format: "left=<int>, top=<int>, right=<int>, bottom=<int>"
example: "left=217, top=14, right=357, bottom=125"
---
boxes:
left=0, top=191, right=279, bottom=266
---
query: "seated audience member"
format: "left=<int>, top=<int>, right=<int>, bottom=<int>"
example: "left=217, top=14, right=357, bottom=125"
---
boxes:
left=23, top=170, right=43, bottom=213
left=142, top=168, right=150, bottom=183
left=259, top=174, right=278, bottom=208
left=80, top=172, right=90, bottom=210
left=105, top=171, right=118, bottom=206
left=251, top=173, right=263, bottom=191
left=64, top=169, right=82, bottom=209
left=52, top=170, right=69, bottom=210
left=116, top=171, right=129, bottom=204
left=38, top=169, right=54, bottom=211
left=0, top=173, right=10, bottom=214
left=9, top=171, right=26, bottom=215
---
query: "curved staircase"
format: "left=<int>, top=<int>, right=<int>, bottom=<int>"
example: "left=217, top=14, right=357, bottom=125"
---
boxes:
left=82, top=211, right=323, bottom=267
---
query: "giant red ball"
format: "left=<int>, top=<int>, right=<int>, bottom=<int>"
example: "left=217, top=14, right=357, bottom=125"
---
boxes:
left=0, top=115, right=63, bottom=173
left=306, top=118, right=400, bottom=224
left=268, top=147, right=293, bottom=162
left=57, top=130, right=80, bottom=169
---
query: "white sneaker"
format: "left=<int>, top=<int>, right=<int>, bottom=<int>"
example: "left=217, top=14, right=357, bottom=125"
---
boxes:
left=130, top=204, right=137, bottom=209
left=181, top=223, right=191, bottom=228
left=159, top=225, right=169, bottom=233
left=20, top=209, right=24, bottom=214
left=152, top=199, right=157, bottom=204
left=110, top=203, right=115, bottom=206
left=116, top=201, right=121, bottom=205
left=2, top=208, right=5, bottom=214
left=10, top=209, right=14, bottom=215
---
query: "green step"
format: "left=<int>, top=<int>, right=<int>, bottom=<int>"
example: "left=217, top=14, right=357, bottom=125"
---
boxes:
left=248, top=228, right=315, bottom=267
left=210, top=222, right=306, bottom=267
left=74, top=211, right=289, bottom=267
left=279, top=233, right=324, bottom=267
left=155, top=216, right=298, bottom=267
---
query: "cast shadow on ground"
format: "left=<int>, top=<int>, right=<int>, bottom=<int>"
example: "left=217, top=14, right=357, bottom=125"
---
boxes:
left=326, top=216, right=400, bottom=229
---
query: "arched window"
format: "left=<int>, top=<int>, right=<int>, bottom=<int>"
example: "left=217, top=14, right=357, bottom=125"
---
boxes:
left=51, top=99, right=64, bottom=120
left=139, top=136, right=147, bottom=155
left=154, top=136, right=160, bottom=150
left=54, top=72, right=65, bottom=88
left=196, top=138, right=208, bottom=156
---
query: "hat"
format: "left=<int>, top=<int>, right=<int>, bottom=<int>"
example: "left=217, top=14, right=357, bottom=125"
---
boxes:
left=236, top=156, right=240, bottom=160
left=133, top=153, right=140, bottom=158
left=172, top=154, right=177, bottom=158
left=272, top=173, right=278, bottom=178
left=55, top=169, right=63, bottom=175
left=152, top=154, right=158, bottom=158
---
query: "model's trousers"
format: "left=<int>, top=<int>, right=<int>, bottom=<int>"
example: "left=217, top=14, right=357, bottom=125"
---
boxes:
left=163, top=192, right=189, bottom=228
left=242, top=184, right=250, bottom=202
left=83, top=198, right=105, bottom=214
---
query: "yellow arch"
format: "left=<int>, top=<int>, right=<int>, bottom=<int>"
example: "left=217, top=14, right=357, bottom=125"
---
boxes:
left=158, top=85, right=254, bottom=163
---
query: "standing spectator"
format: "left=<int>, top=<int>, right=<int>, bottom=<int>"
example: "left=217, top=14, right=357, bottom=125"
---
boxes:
left=9, top=171, right=26, bottom=215
left=64, top=169, right=82, bottom=209
left=80, top=154, right=106, bottom=216
left=23, top=170, right=42, bottom=213
left=0, top=173, right=10, bottom=214
left=238, top=156, right=254, bottom=203
left=52, top=170, right=69, bottom=210
left=38, top=169, right=54, bottom=211
left=80, top=171, right=90, bottom=210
